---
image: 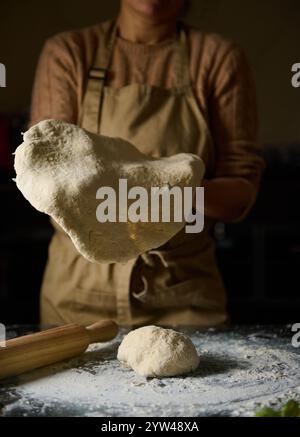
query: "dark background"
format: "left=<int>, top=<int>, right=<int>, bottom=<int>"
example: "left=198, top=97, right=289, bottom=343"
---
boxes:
left=0, top=0, right=300, bottom=325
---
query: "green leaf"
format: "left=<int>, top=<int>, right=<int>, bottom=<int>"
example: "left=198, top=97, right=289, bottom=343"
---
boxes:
left=256, top=407, right=281, bottom=417
left=281, top=400, right=300, bottom=417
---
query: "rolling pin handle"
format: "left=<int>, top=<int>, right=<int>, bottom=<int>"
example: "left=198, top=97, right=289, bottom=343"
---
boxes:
left=86, top=320, right=118, bottom=344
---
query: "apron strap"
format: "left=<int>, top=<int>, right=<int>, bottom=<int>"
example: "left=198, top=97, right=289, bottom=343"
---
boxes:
left=79, top=20, right=191, bottom=134
left=175, top=21, right=191, bottom=89
left=79, top=20, right=118, bottom=133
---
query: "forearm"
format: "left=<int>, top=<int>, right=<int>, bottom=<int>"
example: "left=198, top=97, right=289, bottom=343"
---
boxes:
left=198, top=178, right=253, bottom=223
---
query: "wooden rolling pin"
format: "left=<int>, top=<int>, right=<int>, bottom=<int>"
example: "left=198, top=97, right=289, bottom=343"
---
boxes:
left=0, top=320, right=118, bottom=380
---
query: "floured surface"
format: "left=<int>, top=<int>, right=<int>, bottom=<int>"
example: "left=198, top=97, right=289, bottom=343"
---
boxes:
left=1, top=327, right=300, bottom=417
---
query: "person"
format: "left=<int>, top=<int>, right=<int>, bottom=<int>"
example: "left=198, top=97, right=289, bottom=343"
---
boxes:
left=30, top=0, right=264, bottom=327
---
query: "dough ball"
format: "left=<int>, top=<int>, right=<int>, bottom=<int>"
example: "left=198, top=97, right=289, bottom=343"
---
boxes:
left=117, top=326, right=200, bottom=377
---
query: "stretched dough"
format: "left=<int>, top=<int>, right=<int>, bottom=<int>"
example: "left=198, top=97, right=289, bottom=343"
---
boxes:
left=117, top=326, right=200, bottom=377
left=14, top=120, right=205, bottom=264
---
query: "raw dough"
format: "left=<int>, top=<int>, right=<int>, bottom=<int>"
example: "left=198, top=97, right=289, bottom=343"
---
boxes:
left=14, top=120, right=205, bottom=264
left=117, top=326, right=200, bottom=377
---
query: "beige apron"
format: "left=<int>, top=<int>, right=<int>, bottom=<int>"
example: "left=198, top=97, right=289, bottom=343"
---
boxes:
left=40, top=20, right=228, bottom=328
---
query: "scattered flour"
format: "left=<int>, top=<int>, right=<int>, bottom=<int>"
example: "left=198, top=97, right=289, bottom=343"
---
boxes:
left=1, top=329, right=299, bottom=417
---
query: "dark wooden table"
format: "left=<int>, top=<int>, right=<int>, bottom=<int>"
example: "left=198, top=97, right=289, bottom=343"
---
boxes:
left=0, top=325, right=299, bottom=417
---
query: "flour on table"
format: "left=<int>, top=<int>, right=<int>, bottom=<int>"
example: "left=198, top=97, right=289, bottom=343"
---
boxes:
left=117, top=326, right=200, bottom=377
left=1, top=329, right=300, bottom=417
left=14, top=120, right=205, bottom=264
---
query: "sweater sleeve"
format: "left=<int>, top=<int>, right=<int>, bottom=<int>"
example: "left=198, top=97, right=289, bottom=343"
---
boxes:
left=30, top=34, right=79, bottom=127
left=207, top=44, right=265, bottom=221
